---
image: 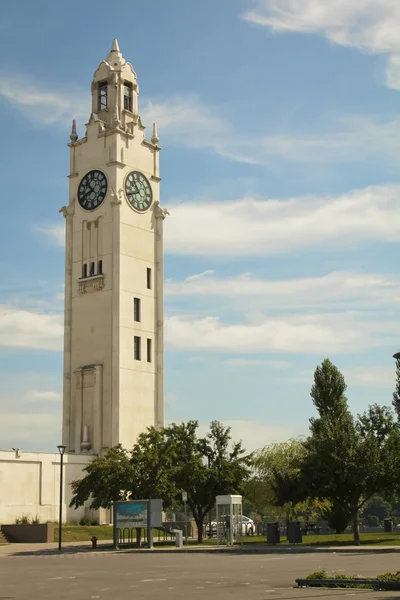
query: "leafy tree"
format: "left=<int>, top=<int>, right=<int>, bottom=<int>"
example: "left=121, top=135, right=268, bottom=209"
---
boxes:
left=70, top=427, right=178, bottom=532
left=165, top=420, right=252, bottom=542
left=361, top=495, right=391, bottom=524
left=247, top=439, right=327, bottom=526
left=302, top=359, right=400, bottom=545
left=364, top=514, right=381, bottom=527
left=69, top=445, right=133, bottom=509
left=70, top=421, right=250, bottom=544
left=321, top=504, right=352, bottom=533
left=392, top=357, right=400, bottom=421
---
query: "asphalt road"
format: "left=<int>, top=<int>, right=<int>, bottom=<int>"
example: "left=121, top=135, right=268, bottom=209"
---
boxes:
left=1, top=550, right=400, bottom=599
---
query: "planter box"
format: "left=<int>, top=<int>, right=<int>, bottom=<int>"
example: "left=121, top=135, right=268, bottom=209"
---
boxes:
left=1, top=523, right=54, bottom=543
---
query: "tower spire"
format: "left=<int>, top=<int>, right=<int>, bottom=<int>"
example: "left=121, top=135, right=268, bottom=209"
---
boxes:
left=111, top=38, right=120, bottom=53
left=151, top=122, right=159, bottom=145
left=105, top=38, right=124, bottom=66
left=70, top=119, right=78, bottom=143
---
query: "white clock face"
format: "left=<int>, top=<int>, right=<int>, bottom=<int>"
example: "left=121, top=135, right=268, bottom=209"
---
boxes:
left=125, top=171, right=153, bottom=212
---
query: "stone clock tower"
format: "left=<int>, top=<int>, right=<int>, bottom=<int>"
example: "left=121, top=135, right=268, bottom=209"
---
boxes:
left=60, top=40, right=167, bottom=456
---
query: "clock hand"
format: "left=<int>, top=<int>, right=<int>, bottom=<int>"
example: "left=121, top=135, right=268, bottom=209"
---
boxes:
left=84, top=187, right=96, bottom=198
left=129, top=178, right=140, bottom=193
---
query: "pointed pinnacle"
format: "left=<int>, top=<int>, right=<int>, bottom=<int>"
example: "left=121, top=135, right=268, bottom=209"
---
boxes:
left=151, top=122, right=159, bottom=145
left=111, top=38, right=120, bottom=53
left=70, top=119, right=78, bottom=143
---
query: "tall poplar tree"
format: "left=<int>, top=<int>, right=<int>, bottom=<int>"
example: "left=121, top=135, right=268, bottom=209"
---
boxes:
left=302, top=359, right=400, bottom=545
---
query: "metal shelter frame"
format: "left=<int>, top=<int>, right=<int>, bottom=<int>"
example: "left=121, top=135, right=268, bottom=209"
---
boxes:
left=215, top=494, right=243, bottom=546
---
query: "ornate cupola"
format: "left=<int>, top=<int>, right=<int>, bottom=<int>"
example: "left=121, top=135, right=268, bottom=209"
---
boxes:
left=90, top=38, right=140, bottom=133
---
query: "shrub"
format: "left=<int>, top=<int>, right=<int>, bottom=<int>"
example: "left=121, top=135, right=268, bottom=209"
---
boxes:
left=15, top=514, right=31, bottom=525
left=304, top=571, right=400, bottom=590
left=78, top=517, right=99, bottom=526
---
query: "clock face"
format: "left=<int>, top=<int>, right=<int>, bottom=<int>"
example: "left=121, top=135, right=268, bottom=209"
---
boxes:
left=78, top=170, right=107, bottom=211
left=125, top=171, right=153, bottom=212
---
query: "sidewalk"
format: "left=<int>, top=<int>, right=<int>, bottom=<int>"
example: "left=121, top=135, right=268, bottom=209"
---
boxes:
left=1, top=540, right=400, bottom=557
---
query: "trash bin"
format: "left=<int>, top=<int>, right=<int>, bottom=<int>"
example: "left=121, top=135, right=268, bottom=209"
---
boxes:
left=384, top=518, right=393, bottom=533
left=287, top=521, right=303, bottom=544
left=170, top=529, right=183, bottom=547
left=266, top=522, right=280, bottom=544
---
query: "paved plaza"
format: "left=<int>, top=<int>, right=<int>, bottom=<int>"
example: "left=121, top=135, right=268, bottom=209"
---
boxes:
left=2, top=547, right=400, bottom=599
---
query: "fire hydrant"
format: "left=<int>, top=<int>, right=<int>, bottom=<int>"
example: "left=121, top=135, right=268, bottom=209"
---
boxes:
left=91, top=536, right=98, bottom=549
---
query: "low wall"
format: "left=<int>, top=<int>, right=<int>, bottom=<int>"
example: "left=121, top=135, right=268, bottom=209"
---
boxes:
left=0, top=450, right=93, bottom=524
left=2, top=523, right=54, bottom=543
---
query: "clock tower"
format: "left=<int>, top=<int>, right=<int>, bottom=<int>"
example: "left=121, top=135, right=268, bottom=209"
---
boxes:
left=60, top=40, right=167, bottom=455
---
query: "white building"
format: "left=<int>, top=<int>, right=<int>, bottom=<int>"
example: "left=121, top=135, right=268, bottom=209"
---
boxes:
left=0, top=40, right=167, bottom=524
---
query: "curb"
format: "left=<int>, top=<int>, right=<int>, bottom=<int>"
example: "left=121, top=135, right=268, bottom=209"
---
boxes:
left=3, top=545, right=400, bottom=558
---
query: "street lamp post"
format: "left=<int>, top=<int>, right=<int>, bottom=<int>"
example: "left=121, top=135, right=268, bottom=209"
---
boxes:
left=57, top=445, right=67, bottom=551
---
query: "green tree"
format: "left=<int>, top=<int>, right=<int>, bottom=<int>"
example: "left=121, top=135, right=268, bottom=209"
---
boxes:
left=392, top=358, right=400, bottom=421
left=70, top=428, right=177, bottom=515
left=321, top=504, right=352, bottom=533
left=70, top=421, right=251, bottom=544
left=247, top=439, right=327, bottom=526
left=302, top=359, right=400, bottom=545
left=69, top=445, right=133, bottom=509
left=165, top=420, right=251, bottom=542
left=361, top=495, right=391, bottom=524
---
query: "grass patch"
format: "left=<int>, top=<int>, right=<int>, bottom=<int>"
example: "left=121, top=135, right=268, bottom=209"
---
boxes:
left=55, top=528, right=400, bottom=546
left=55, top=526, right=113, bottom=543
left=241, top=532, right=400, bottom=546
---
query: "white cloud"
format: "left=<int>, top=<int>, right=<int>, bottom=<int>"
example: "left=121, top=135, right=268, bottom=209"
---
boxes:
left=243, top=0, right=400, bottom=89
left=0, top=411, right=61, bottom=450
left=43, top=183, right=400, bottom=257
left=141, top=95, right=225, bottom=149
left=344, top=366, right=396, bottom=388
left=23, top=390, right=62, bottom=403
left=166, top=270, right=400, bottom=310
left=164, top=184, right=400, bottom=257
left=0, top=374, right=62, bottom=451
left=36, top=224, right=65, bottom=248
left=144, top=95, right=400, bottom=165
left=286, top=365, right=396, bottom=389
left=0, top=75, right=88, bottom=127
left=195, top=420, right=305, bottom=452
left=223, top=358, right=291, bottom=369
left=0, top=305, right=63, bottom=351
left=184, top=270, right=216, bottom=282
left=4, top=71, right=400, bottom=165
left=165, top=312, right=399, bottom=355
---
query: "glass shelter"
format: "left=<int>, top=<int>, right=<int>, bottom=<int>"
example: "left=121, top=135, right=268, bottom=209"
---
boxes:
left=215, top=494, right=243, bottom=546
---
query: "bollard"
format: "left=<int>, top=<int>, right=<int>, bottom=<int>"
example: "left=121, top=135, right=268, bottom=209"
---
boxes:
left=170, top=529, right=183, bottom=548
left=91, top=536, right=98, bottom=549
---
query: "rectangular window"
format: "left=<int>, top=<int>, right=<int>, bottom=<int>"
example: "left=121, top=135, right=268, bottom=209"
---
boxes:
left=90, top=262, right=95, bottom=276
left=147, top=338, right=152, bottom=363
left=82, top=264, right=88, bottom=278
left=134, top=336, right=141, bottom=361
left=98, top=82, right=107, bottom=110
left=134, top=297, right=141, bottom=322
left=146, top=267, right=151, bottom=290
left=98, top=260, right=103, bottom=275
left=124, top=84, right=132, bottom=111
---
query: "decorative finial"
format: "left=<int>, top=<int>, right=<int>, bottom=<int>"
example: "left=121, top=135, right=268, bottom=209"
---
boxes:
left=70, top=119, right=78, bottom=143
left=151, top=122, right=159, bottom=145
left=111, top=38, right=120, bottom=53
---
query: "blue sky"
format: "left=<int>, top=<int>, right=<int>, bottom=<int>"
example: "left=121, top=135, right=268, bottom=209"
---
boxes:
left=0, top=0, right=400, bottom=452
